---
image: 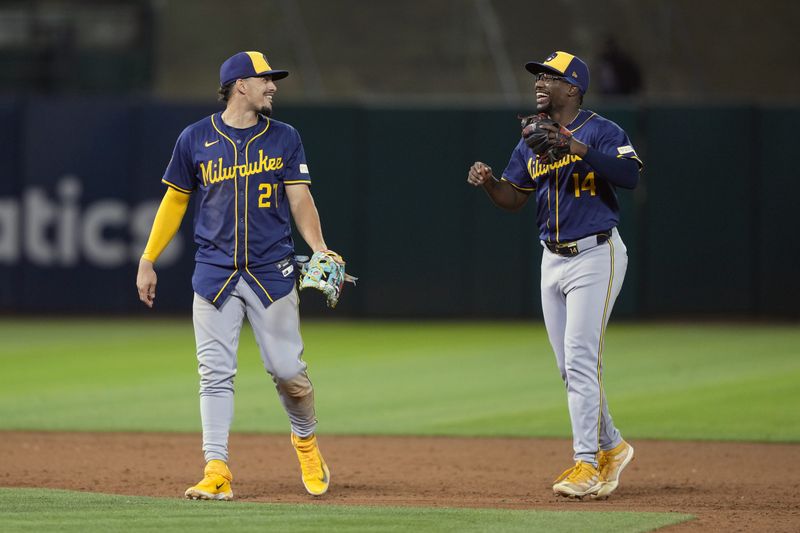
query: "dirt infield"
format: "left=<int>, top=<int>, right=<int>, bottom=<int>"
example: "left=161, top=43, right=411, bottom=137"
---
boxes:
left=3, top=431, right=799, bottom=531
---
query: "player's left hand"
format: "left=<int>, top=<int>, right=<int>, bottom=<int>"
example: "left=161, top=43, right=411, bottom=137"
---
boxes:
left=137, top=258, right=158, bottom=308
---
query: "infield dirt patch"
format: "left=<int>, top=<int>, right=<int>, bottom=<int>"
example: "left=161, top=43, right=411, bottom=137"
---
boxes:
left=3, top=431, right=799, bottom=531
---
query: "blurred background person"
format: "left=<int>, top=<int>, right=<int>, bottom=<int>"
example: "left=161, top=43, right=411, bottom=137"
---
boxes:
left=596, top=37, right=642, bottom=96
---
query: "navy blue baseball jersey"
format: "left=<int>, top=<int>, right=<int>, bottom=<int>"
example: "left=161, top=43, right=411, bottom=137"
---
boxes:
left=162, top=112, right=311, bottom=308
left=501, top=109, right=642, bottom=242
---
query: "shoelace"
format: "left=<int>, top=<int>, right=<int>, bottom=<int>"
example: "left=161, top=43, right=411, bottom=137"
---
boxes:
left=570, top=462, right=598, bottom=483
left=555, top=461, right=597, bottom=484
left=554, top=463, right=578, bottom=483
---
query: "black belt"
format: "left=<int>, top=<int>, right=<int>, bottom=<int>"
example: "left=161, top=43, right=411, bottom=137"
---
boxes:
left=544, top=231, right=612, bottom=257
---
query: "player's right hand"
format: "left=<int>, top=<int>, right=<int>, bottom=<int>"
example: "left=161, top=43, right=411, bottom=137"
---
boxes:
left=136, top=258, right=157, bottom=308
left=467, top=161, right=493, bottom=187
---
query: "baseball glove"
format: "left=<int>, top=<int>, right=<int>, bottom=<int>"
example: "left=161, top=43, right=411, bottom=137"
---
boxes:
left=298, top=250, right=357, bottom=308
left=520, top=113, right=573, bottom=164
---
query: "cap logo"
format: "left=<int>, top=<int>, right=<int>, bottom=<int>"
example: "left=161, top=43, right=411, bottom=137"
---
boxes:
left=545, top=52, right=558, bottom=62
left=245, top=51, right=271, bottom=74
left=571, top=71, right=578, bottom=78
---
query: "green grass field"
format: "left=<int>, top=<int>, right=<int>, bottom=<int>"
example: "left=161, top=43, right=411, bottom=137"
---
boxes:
left=1, top=318, right=798, bottom=531
left=0, top=489, right=692, bottom=533
left=1, top=319, right=798, bottom=440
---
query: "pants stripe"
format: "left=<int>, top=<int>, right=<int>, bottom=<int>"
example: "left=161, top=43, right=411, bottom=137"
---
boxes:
left=595, top=239, right=615, bottom=450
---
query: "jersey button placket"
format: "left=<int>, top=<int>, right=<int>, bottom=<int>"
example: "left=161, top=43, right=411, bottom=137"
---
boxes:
left=237, top=173, right=246, bottom=266
left=238, top=177, right=246, bottom=225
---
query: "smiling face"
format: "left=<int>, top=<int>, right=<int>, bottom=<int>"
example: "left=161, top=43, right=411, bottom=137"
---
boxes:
left=534, top=72, right=576, bottom=114
left=239, top=75, right=277, bottom=116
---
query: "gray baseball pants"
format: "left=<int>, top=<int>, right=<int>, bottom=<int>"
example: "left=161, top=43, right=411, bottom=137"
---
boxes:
left=192, top=277, right=316, bottom=463
left=540, top=228, right=628, bottom=467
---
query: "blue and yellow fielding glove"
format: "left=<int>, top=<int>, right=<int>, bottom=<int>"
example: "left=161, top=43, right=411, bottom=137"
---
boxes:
left=298, top=250, right=357, bottom=308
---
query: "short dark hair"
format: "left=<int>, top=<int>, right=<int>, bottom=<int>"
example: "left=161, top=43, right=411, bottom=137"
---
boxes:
left=217, top=82, right=234, bottom=102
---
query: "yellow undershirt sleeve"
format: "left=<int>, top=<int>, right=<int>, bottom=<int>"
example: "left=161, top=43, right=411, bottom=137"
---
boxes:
left=141, top=186, right=191, bottom=263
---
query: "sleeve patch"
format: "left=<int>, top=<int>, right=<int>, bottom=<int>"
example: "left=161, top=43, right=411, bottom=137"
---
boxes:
left=617, top=145, right=636, bottom=155
left=299, top=164, right=309, bottom=174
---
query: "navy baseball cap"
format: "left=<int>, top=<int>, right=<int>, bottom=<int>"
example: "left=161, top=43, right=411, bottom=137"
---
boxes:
left=525, top=51, right=590, bottom=94
left=219, top=51, right=289, bottom=87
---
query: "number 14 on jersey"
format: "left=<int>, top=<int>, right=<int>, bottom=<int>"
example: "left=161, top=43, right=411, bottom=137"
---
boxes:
left=573, top=171, right=596, bottom=198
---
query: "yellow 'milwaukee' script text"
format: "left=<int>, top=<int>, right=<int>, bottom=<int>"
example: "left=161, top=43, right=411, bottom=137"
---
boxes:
left=200, top=149, right=284, bottom=187
left=528, top=154, right=582, bottom=179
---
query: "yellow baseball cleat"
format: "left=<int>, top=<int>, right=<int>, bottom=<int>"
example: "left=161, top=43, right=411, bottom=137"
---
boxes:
left=552, top=460, right=604, bottom=498
left=291, top=433, right=330, bottom=496
left=185, top=459, right=233, bottom=501
left=593, top=440, right=634, bottom=499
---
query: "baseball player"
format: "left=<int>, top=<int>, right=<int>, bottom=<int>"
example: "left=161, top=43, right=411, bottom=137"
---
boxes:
left=136, top=51, right=336, bottom=500
left=467, top=51, right=641, bottom=499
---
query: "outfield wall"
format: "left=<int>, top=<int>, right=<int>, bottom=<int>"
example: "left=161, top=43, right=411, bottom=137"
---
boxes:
left=0, top=99, right=796, bottom=318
